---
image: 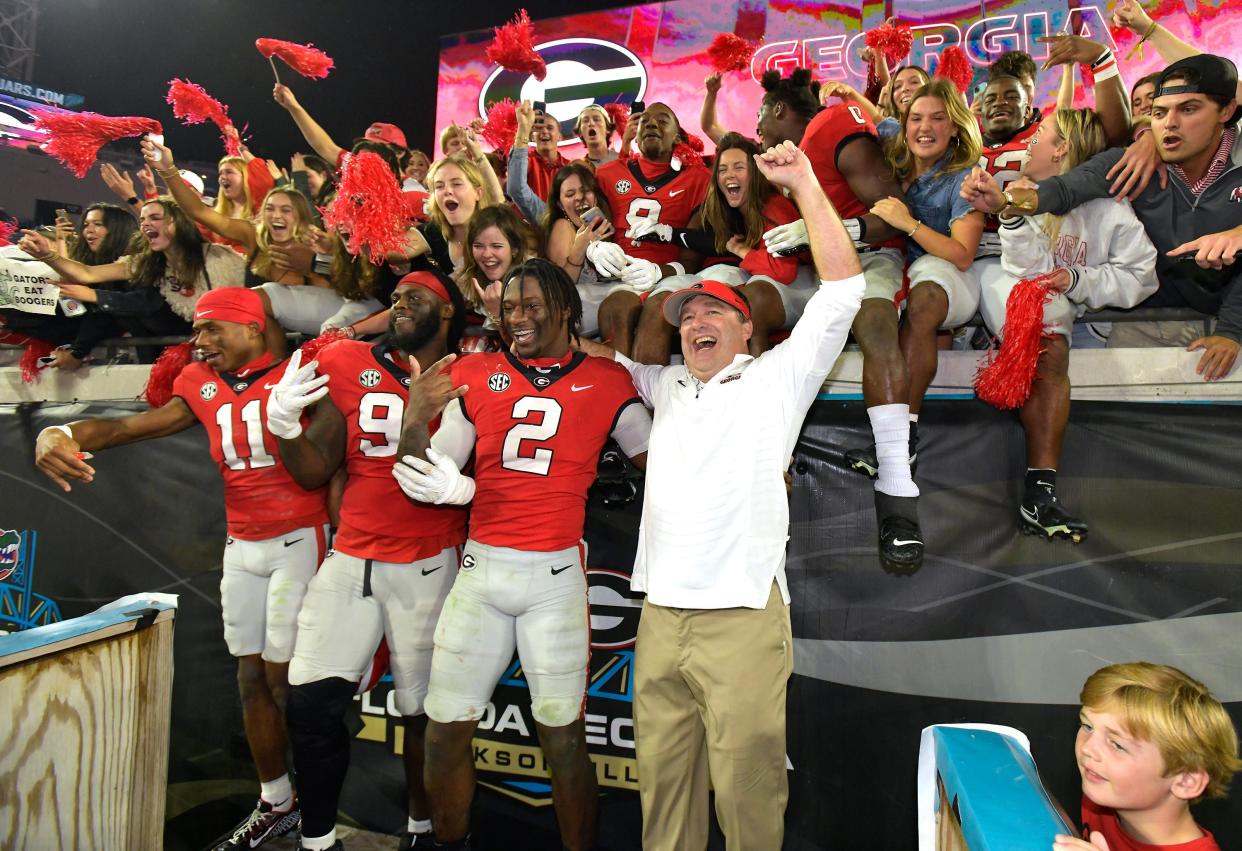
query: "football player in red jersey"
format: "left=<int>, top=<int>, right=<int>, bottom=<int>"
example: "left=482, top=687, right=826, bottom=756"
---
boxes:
left=592, top=103, right=711, bottom=360
left=756, top=67, right=924, bottom=573
left=392, top=258, right=652, bottom=851
left=34, top=288, right=323, bottom=851
left=265, top=270, right=468, bottom=851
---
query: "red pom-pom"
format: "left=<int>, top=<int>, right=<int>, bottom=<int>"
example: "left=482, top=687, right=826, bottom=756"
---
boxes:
left=298, top=328, right=350, bottom=363
left=486, top=9, right=546, bottom=82
left=19, top=338, right=53, bottom=383
left=255, top=38, right=335, bottom=80
left=166, top=79, right=240, bottom=157
left=0, top=217, right=18, bottom=244
left=865, top=21, right=914, bottom=66
left=707, top=33, right=757, bottom=74
left=322, top=151, right=407, bottom=264
left=480, top=98, right=518, bottom=154
left=1079, top=63, right=1096, bottom=90
left=935, top=46, right=975, bottom=94
left=142, top=341, right=194, bottom=407
left=672, top=141, right=704, bottom=169
left=603, top=103, right=630, bottom=141
left=32, top=110, right=163, bottom=178
left=974, top=272, right=1060, bottom=410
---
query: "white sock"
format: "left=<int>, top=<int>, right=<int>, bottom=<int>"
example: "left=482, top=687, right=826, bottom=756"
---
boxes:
left=909, top=412, right=919, bottom=423
left=301, top=829, right=336, bottom=851
left=409, top=817, right=432, bottom=834
left=259, top=774, right=293, bottom=811
left=868, top=403, right=919, bottom=498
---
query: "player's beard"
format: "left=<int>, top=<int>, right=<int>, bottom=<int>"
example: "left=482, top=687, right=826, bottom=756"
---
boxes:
left=389, top=309, right=440, bottom=355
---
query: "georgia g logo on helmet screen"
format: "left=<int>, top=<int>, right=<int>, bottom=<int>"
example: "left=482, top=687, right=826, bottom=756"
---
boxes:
left=477, top=38, right=648, bottom=145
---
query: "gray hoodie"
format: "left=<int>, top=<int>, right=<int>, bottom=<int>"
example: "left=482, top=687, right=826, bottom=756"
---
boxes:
left=1036, top=137, right=1242, bottom=341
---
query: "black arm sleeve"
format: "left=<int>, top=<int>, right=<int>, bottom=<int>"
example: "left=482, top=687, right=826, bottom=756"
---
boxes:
left=93, top=286, right=171, bottom=317
left=1036, top=147, right=1127, bottom=215
left=1214, top=275, right=1242, bottom=342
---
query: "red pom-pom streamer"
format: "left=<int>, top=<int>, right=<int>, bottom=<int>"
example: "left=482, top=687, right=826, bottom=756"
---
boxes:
left=322, top=151, right=407, bottom=264
left=865, top=21, right=914, bottom=66
left=604, top=103, right=630, bottom=141
left=19, top=338, right=53, bottom=383
left=0, top=217, right=18, bottom=244
left=32, top=110, right=163, bottom=178
left=672, top=141, right=704, bottom=169
left=707, top=33, right=757, bottom=74
left=480, top=98, right=518, bottom=154
left=1079, top=62, right=1096, bottom=90
left=974, top=272, right=1060, bottom=410
left=298, top=327, right=349, bottom=363
left=166, top=79, right=240, bottom=156
left=142, top=341, right=194, bottom=407
left=255, top=38, right=335, bottom=80
left=486, top=9, right=546, bottom=82
left=935, top=46, right=975, bottom=94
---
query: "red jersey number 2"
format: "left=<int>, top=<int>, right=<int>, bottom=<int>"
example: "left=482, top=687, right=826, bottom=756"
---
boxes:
left=501, top=396, right=562, bottom=476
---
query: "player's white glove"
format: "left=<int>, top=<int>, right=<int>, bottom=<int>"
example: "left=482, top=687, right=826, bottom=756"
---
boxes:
left=393, top=447, right=476, bottom=505
left=621, top=257, right=662, bottom=292
left=265, top=349, right=330, bottom=440
left=763, top=218, right=809, bottom=256
left=586, top=240, right=627, bottom=277
left=629, top=218, right=674, bottom=243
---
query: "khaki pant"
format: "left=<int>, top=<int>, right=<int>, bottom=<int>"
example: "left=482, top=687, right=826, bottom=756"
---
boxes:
left=634, top=584, right=793, bottom=851
left=1107, top=318, right=1214, bottom=348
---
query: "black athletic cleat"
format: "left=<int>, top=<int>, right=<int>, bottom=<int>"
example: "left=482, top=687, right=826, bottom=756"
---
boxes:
left=875, top=492, right=924, bottom=574
left=211, top=798, right=300, bottom=850
left=398, top=831, right=437, bottom=850
left=845, top=424, right=918, bottom=479
left=1020, top=496, right=1088, bottom=543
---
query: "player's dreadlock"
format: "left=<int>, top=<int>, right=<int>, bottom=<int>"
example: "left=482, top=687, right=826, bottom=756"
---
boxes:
left=760, top=67, right=822, bottom=123
left=502, top=258, right=583, bottom=343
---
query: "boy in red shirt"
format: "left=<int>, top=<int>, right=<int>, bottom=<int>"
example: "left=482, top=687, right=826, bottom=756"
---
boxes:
left=1054, top=662, right=1239, bottom=851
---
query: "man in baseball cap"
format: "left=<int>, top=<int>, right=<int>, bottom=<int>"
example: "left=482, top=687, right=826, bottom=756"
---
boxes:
left=364, top=122, right=408, bottom=149
left=1156, top=54, right=1240, bottom=125
left=661, top=280, right=753, bottom=382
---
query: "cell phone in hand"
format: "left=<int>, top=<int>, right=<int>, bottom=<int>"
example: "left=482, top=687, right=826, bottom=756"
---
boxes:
left=56, top=208, right=71, bottom=223
left=631, top=101, right=646, bottom=115
left=533, top=101, right=547, bottom=115
left=581, top=206, right=604, bottom=224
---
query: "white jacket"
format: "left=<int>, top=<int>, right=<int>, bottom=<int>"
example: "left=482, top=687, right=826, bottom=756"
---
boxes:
left=616, top=274, right=864, bottom=610
left=998, top=198, right=1158, bottom=311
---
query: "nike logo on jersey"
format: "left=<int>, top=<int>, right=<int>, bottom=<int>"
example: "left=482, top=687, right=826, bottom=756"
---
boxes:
left=421, top=565, right=443, bottom=576
left=570, top=384, right=593, bottom=392
left=551, top=564, right=574, bottom=575
left=669, top=189, right=685, bottom=197
left=891, top=539, right=922, bottom=548
left=264, top=383, right=279, bottom=390
left=283, top=538, right=303, bottom=548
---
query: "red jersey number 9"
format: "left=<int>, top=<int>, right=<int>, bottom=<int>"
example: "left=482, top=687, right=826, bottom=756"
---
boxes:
left=358, top=392, right=403, bottom=457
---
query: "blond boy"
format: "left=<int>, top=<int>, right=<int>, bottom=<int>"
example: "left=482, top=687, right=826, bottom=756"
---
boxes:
left=1054, top=662, right=1240, bottom=851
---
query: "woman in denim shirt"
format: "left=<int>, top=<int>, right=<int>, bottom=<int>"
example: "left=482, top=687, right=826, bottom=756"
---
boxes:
left=870, top=78, right=985, bottom=434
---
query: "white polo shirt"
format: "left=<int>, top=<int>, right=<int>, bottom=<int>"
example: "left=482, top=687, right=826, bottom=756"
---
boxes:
left=618, top=274, right=865, bottom=609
